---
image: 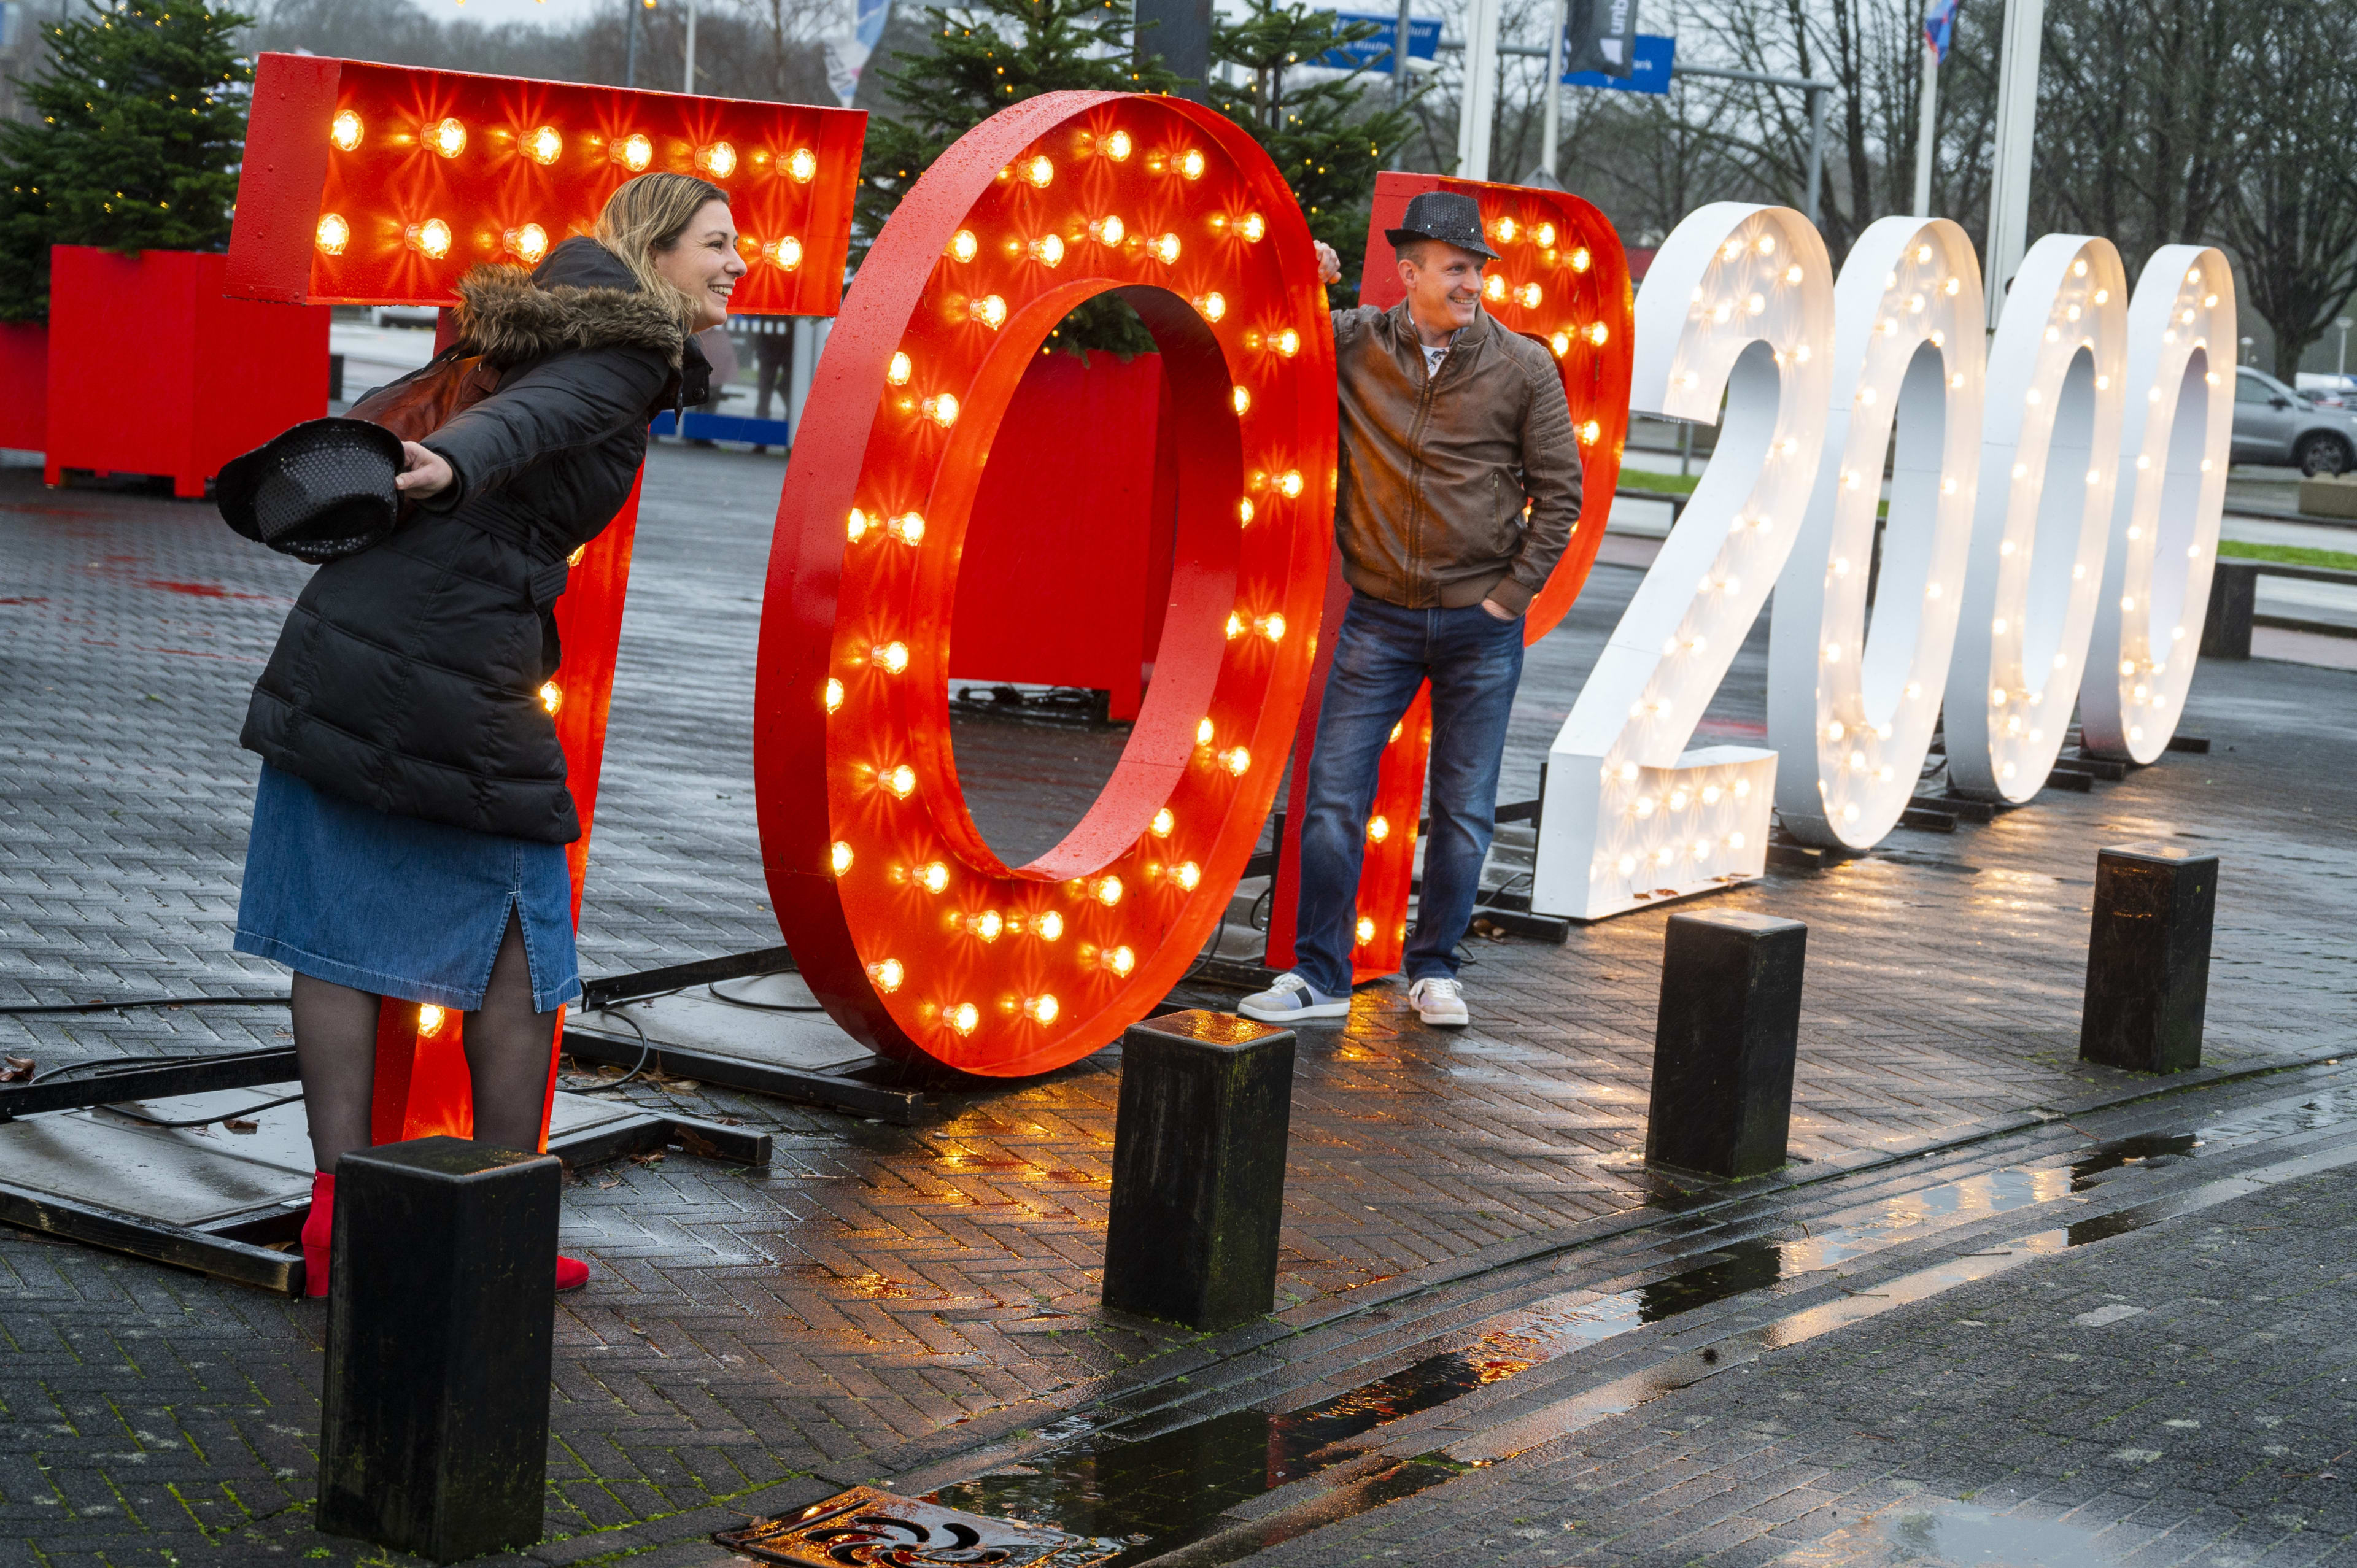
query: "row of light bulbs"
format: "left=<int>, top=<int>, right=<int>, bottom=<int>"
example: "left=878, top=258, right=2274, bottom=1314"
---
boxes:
left=328, top=107, right=822, bottom=185
left=316, top=213, right=807, bottom=272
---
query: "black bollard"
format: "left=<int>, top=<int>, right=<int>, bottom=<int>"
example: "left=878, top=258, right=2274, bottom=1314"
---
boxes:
left=1646, top=910, right=1808, bottom=1180
left=2079, top=842, right=2217, bottom=1075
left=1102, top=1010, right=1295, bottom=1330
left=318, top=1137, right=560, bottom=1563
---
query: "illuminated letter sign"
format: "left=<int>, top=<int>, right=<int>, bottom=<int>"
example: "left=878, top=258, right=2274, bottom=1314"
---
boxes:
left=1262, top=171, right=1635, bottom=982
left=2083, top=245, right=2234, bottom=762
left=1531, top=203, right=1833, bottom=921
left=1943, top=234, right=2127, bottom=801
left=756, top=91, right=1336, bottom=1076
left=226, top=56, right=863, bottom=1136
left=1766, top=216, right=1984, bottom=849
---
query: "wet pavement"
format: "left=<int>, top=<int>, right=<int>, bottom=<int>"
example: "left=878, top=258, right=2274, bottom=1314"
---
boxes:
left=1, top=446, right=2355, bottom=1566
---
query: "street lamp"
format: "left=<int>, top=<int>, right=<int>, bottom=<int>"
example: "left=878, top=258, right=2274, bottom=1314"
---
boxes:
left=2337, top=316, right=2352, bottom=377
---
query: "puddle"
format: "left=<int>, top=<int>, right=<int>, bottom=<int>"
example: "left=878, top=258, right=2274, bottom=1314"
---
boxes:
left=1872, top=1497, right=2116, bottom=1566
left=931, top=1350, right=1498, bottom=1563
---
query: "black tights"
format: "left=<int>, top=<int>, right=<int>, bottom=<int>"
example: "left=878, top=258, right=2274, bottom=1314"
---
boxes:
left=292, top=914, right=560, bottom=1172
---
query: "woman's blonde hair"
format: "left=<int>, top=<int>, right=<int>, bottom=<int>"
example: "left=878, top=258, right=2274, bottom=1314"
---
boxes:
left=594, top=172, right=729, bottom=336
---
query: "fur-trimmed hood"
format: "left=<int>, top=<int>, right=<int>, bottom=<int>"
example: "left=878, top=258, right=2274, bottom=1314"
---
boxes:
left=453, top=236, right=687, bottom=369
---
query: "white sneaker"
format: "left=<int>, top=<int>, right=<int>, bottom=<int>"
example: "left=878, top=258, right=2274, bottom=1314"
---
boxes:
left=1239, top=972, right=1350, bottom=1023
left=1407, top=976, right=1469, bottom=1027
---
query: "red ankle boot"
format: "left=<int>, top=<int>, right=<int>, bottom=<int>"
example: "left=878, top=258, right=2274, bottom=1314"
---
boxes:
left=301, top=1170, right=334, bottom=1297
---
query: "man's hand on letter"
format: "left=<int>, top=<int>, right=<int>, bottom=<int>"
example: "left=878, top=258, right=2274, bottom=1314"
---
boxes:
left=1312, top=241, right=1342, bottom=285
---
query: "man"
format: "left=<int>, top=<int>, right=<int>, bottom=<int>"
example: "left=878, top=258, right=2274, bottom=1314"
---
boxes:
left=1242, top=191, right=1582, bottom=1030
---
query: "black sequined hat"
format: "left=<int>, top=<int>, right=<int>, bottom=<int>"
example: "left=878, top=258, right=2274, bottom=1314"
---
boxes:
left=215, top=417, right=406, bottom=563
left=1383, top=191, right=1498, bottom=261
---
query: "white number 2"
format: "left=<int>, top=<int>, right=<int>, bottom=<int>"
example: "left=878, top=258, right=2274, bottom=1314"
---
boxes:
left=1533, top=203, right=1832, bottom=921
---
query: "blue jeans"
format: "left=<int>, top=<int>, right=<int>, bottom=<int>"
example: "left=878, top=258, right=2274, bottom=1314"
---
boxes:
left=1291, top=592, right=1526, bottom=998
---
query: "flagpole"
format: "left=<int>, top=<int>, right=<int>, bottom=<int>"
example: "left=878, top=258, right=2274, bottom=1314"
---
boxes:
left=1984, top=0, right=2045, bottom=324
left=1541, top=0, right=1565, bottom=176
left=1911, top=39, right=1937, bottom=215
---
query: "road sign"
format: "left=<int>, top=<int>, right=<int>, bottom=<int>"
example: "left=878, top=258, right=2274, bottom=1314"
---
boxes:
left=1312, top=10, right=1442, bottom=71
left=1563, top=30, right=1674, bottom=91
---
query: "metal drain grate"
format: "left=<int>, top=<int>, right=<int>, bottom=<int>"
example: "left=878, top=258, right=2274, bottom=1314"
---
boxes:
left=717, top=1486, right=1117, bottom=1567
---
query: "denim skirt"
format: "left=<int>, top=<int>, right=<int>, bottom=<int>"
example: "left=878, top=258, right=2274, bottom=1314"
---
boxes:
left=234, top=763, right=582, bottom=1013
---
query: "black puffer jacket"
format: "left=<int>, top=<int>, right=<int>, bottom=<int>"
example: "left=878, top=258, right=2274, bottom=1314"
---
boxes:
left=242, top=238, right=708, bottom=843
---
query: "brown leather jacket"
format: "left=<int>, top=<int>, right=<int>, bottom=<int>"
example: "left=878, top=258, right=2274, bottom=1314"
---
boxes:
left=1331, top=301, right=1582, bottom=614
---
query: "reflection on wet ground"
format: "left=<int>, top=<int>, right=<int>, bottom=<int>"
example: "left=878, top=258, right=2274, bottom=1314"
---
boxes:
left=929, top=1075, right=2357, bottom=1563
left=1870, top=1496, right=2117, bottom=1566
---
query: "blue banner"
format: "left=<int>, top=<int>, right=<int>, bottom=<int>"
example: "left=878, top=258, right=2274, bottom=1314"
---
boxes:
left=1310, top=11, right=1442, bottom=71
left=1563, top=29, right=1674, bottom=92
left=1922, top=0, right=1960, bottom=61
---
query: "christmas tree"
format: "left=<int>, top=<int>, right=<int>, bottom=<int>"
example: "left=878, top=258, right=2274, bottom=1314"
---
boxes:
left=857, top=0, right=1181, bottom=353
left=1209, top=0, right=1416, bottom=309
left=0, top=0, right=253, bottom=323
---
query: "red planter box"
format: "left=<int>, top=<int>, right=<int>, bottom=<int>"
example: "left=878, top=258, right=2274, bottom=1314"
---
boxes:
left=45, top=245, right=330, bottom=498
left=951, top=350, right=1176, bottom=720
left=0, top=322, right=45, bottom=451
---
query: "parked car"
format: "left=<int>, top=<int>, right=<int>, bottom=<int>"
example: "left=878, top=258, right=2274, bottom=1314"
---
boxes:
left=2294, top=372, right=2357, bottom=409
left=2232, top=367, right=2357, bottom=474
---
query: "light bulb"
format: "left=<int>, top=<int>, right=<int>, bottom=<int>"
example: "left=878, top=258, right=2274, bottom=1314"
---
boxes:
left=1586, top=322, right=1609, bottom=349
left=1222, top=746, right=1252, bottom=776
left=419, top=1005, right=446, bottom=1034
left=1023, top=153, right=1054, bottom=187
left=1260, top=613, right=1287, bottom=642
left=1180, top=149, right=1206, bottom=179
left=697, top=141, right=737, bottom=179
left=1278, top=470, right=1304, bottom=498
left=768, top=236, right=803, bottom=271
left=923, top=393, right=959, bottom=427
left=1037, top=911, right=1065, bottom=941
left=427, top=117, right=466, bottom=158
left=825, top=678, right=844, bottom=713
left=1195, top=291, right=1226, bottom=322
left=873, top=641, right=910, bottom=674
left=886, top=765, right=918, bottom=798
left=1151, top=808, right=1175, bottom=837
left=918, top=861, right=949, bottom=894
left=1571, top=246, right=1591, bottom=271
left=950, top=1002, right=980, bottom=1036
left=1031, top=234, right=1065, bottom=266
left=315, top=214, right=349, bottom=255
left=330, top=109, right=364, bottom=151
left=1579, top=420, right=1601, bottom=444
left=615, top=133, right=652, bottom=172
left=870, top=958, right=904, bottom=992
left=1485, top=275, right=1507, bottom=302
left=1236, top=498, right=1254, bottom=525
left=536, top=681, right=561, bottom=714
left=950, top=229, right=978, bottom=263
left=1495, top=215, right=1519, bottom=243
left=887, top=352, right=912, bottom=385
left=891, top=512, right=925, bottom=544
left=846, top=508, right=870, bottom=542
left=1225, top=611, right=1245, bottom=639
left=1095, top=876, right=1123, bottom=906
left=830, top=841, right=853, bottom=875
left=1367, top=816, right=1390, bottom=842
left=973, top=293, right=1006, bottom=328
left=1518, top=283, right=1541, bottom=307
left=778, top=145, right=816, bottom=183
left=1275, top=328, right=1301, bottom=357
left=1024, top=994, right=1059, bottom=1025
left=1535, top=222, right=1557, bottom=246
left=1550, top=331, right=1570, bottom=357
left=1239, top=212, right=1266, bottom=242
left=1152, top=233, right=1181, bottom=263
left=406, top=220, right=453, bottom=259
left=975, top=910, right=1004, bottom=941
left=1355, top=917, right=1376, bottom=944
left=1174, top=862, right=1201, bottom=890
left=1106, top=944, right=1136, bottom=975
left=1197, top=717, right=1215, bottom=745
left=1231, top=386, right=1250, bottom=415
left=506, top=225, right=549, bottom=264
left=1104, top=129, right=1133, bottom=161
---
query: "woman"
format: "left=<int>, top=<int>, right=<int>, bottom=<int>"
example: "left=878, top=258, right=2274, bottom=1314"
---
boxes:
left=234, top=172, right=746, bottom=1296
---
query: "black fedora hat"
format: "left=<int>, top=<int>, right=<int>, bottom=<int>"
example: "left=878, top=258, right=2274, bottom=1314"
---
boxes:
left=215, top=417, right=405, bottom=563
left=1383, top=190, right=1498, bottom=261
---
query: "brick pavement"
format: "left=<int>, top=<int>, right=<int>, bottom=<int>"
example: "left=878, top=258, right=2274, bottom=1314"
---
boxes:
left=0, top=449, right=2353, bottom=1564
left=1244, top=1099, right=2357, bottom=1568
